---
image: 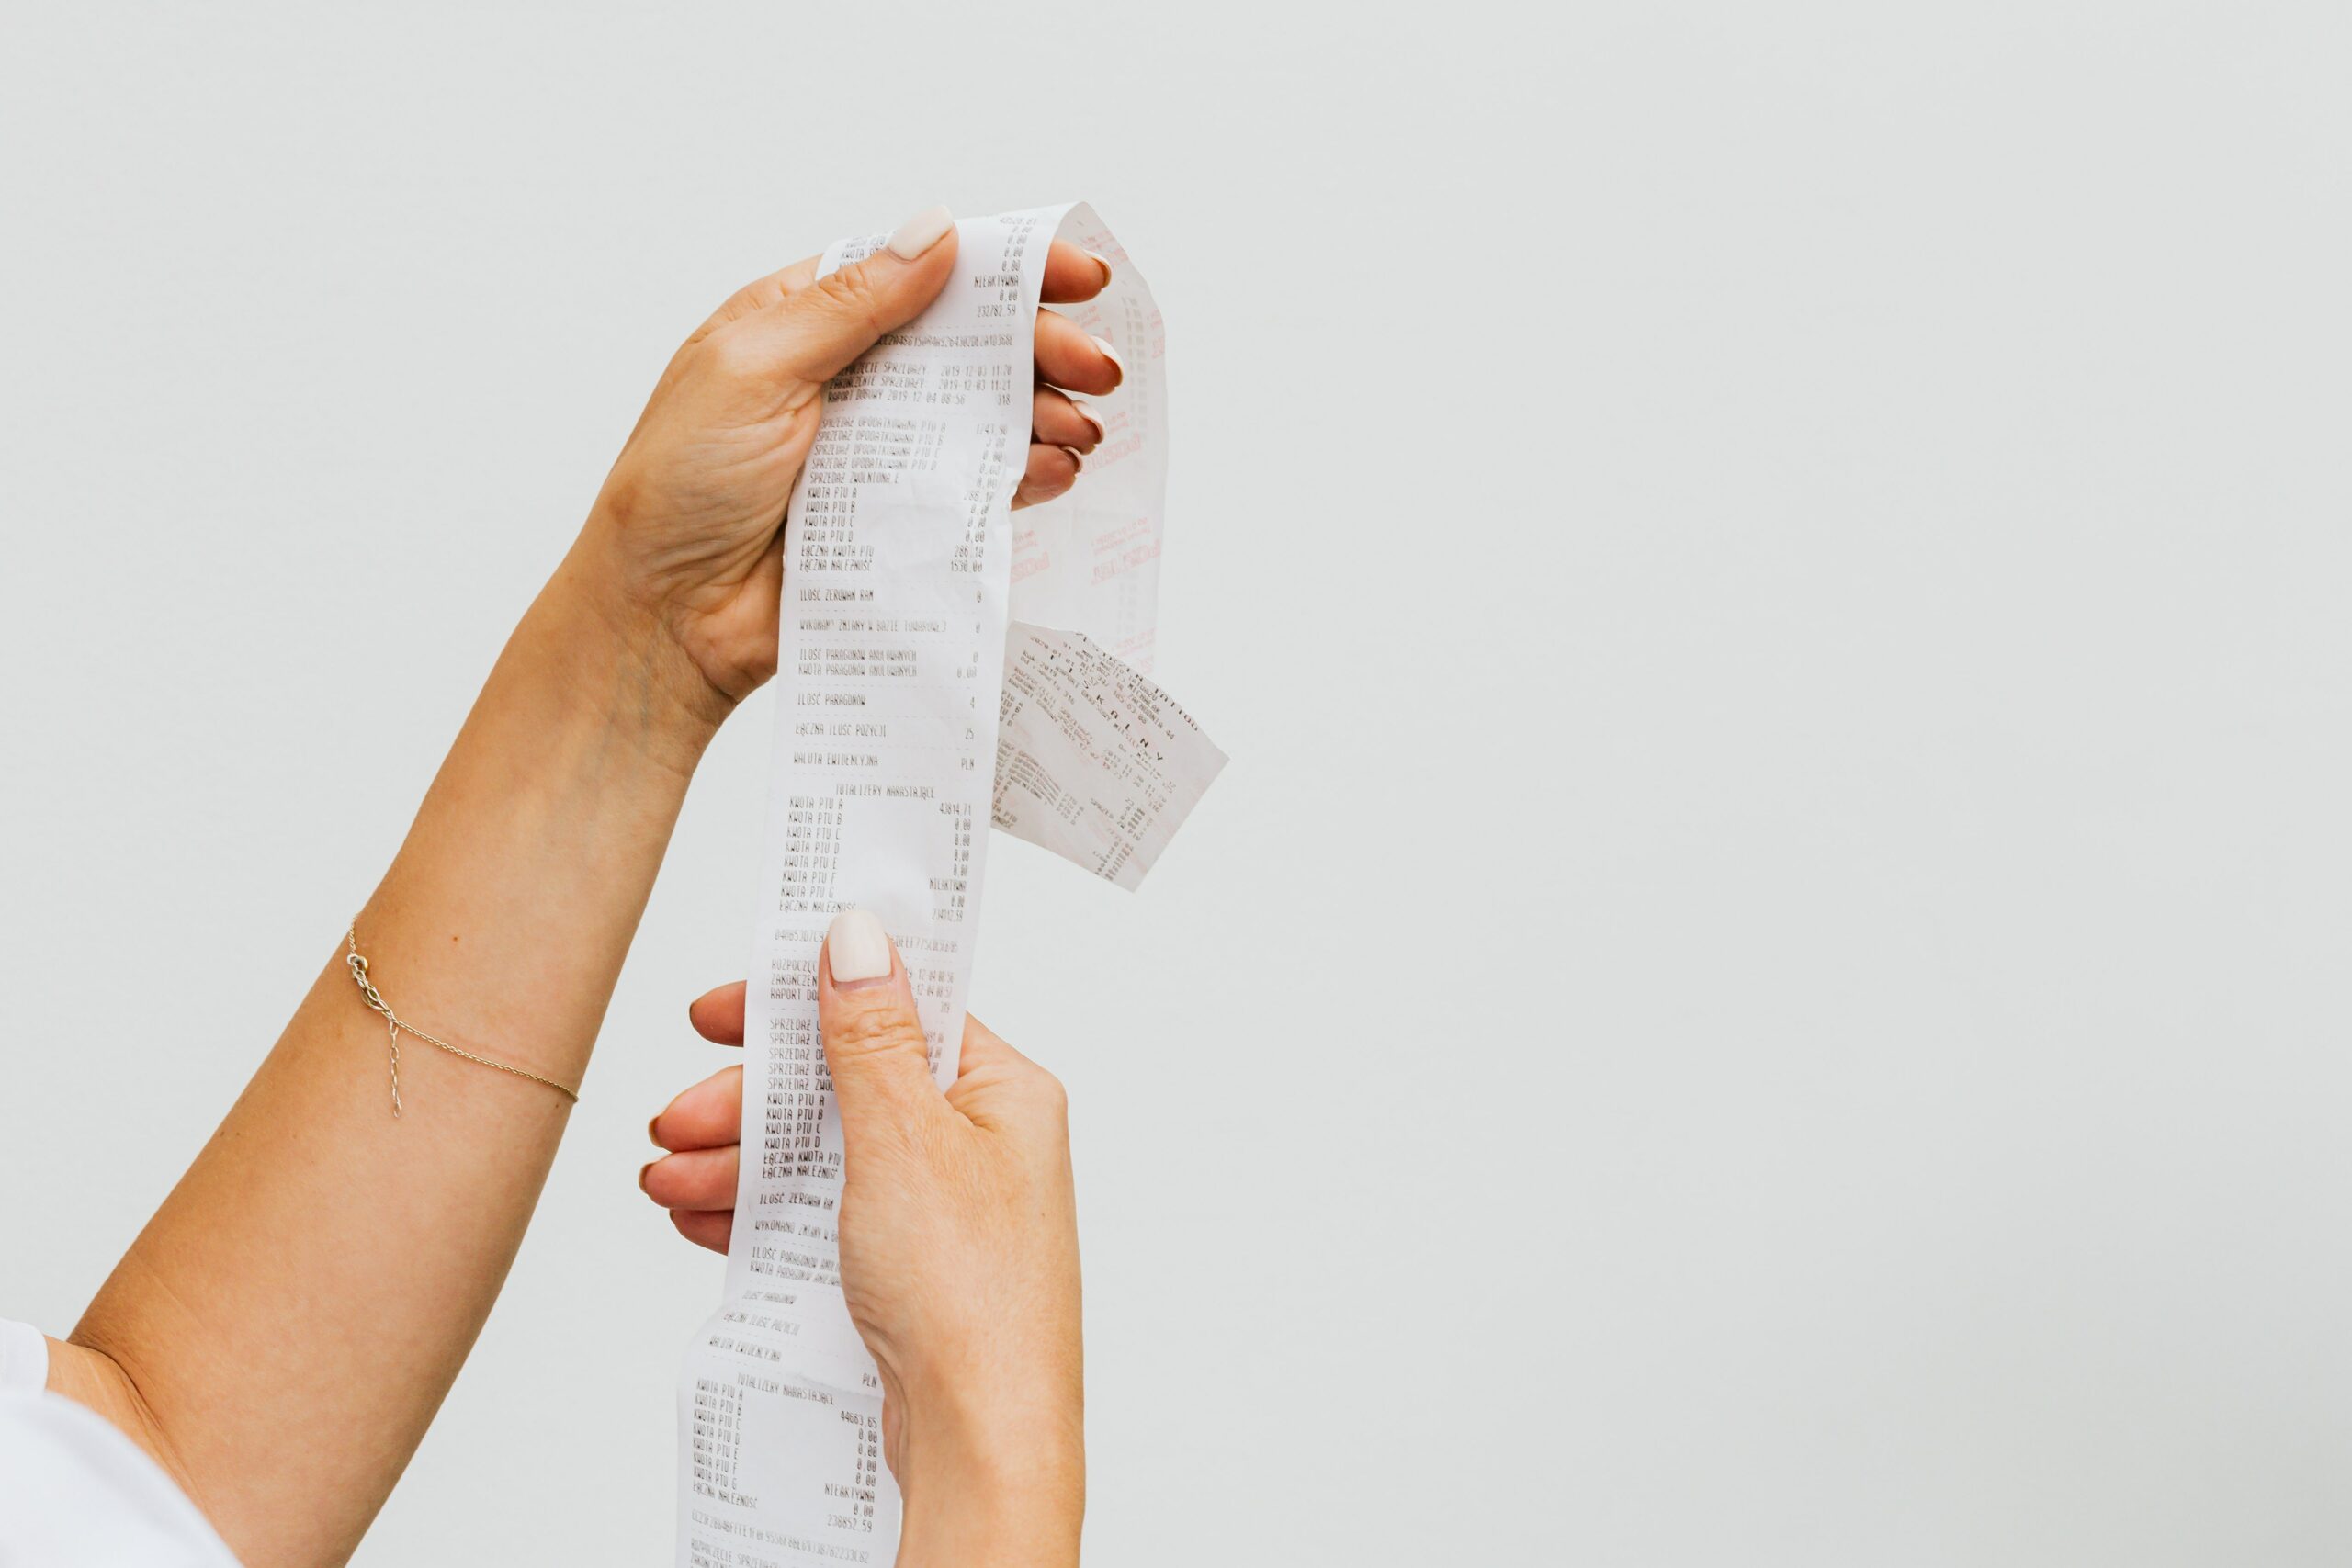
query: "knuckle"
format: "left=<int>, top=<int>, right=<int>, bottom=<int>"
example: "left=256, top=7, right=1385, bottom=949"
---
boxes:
left=702, top=326, right=772, bottom=385
left=596, top=464, right=647, bottom=532
left=828, top=1000, right=925, bottom=1064
left=1028, top=1066, right=1070, bottom=1120
left=810, top=264, right=888, bottom=334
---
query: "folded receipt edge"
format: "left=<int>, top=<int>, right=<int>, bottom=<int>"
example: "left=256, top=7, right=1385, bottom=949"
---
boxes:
left=674, top=204, right=1218, bottom=1565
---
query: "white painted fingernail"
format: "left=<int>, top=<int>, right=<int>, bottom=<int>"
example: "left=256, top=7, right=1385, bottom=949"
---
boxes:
left=885, top=205, right=955, bottom=260
left=1085, top=249, right=1114, bottom=284
left=1057, top=445, right=1086, bottom=473
left=827, top=909, right=894, bottom=983
left=1069, top=400, right=1106, bottom=443
left=1090, top=334, right=1125, bottom=384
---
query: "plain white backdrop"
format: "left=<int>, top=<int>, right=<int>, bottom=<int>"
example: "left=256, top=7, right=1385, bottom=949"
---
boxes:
left=3, top=4, right=2349, bottom=1563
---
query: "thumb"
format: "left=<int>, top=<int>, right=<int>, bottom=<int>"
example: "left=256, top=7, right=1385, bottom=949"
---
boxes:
left=819, top=909, right=942, bottom=1133
left=741, top=205, right=960, bottom=389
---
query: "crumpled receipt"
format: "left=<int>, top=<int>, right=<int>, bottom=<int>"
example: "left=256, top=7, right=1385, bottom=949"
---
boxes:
left=675, top=204, right=1222, bottom=1565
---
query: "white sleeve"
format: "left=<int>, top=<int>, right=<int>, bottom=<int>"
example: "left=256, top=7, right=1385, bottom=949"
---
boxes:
left=0, top=1320, right=242, bottom=1566
left=0, top=1316, right=47, bottom=1392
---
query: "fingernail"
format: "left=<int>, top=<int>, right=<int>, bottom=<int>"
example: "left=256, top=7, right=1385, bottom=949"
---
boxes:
left=1090, top=334, right=1125, bottom=386
left=886, top=204, right=955, bottom=260
left=1069, top=400, right=1106, bottom=444
left=1085, top=249, right=1114, bottom=285
left=639, top=1159, right=657, bottom=1193
left=1057, top=445, right=1086, bottom=473
left=647, top=1114, right=664, bottom=1148
left=827, top=908, right=894, bottom=983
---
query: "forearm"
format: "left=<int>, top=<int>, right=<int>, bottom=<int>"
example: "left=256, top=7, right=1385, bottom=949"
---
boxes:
left=69, top=537, right=722, bottom=1566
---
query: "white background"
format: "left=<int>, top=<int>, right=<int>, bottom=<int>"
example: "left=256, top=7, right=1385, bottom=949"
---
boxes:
left=3, top=4, right=2348, bottom=1563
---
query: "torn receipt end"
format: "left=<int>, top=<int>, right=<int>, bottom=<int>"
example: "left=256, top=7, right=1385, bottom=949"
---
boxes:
left=995, top=621, right=1227, bottom=889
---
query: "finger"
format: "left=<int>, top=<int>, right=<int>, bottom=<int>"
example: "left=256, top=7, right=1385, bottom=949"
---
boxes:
left=688, top=981, right=747, bottom=1046
left=1040, top=240, right=1113, bottom=304
left=1034, top=310, right=1124, bottom=396
left=1013, top=444, right=1081, bottom=508
left=729, top=205, right=961, bottom=389
left=650, top=1062, right=743, bottom=1152
left=818, top=909, right=944, bottom=1134
left=944, top=1012, right=1069, bottom=1135
left=671, top=1209, right=733, bottom=1255
left=696, top=255, right=822, bottom=337
left=1033, top=388, right=1103, bottom=453
left=953, top=1012, right=1028, bottom=1080
left=708, top=233, right=1099, bottom=337
left=641, top=1145, right=741, bottom=1210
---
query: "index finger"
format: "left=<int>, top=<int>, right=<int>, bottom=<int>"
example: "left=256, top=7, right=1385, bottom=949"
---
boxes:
left=711, top=237, right=1103, bottom=336
left=698, top=257, right=823, bottom=336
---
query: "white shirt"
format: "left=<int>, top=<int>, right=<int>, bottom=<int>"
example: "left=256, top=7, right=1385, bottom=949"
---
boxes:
left=0, top=1319, right=241, bottom=1566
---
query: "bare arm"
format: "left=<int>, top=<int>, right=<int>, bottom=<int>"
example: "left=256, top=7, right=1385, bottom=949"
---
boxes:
left=61, top=554, right=719, bottom=1564
left=43, top=212, right=1125, bottom=1567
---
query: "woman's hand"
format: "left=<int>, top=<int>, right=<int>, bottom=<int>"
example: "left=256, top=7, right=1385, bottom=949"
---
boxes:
left=575, top=205, right=1120, bottom=711
left=645, top=910, right=1082, bottom=1565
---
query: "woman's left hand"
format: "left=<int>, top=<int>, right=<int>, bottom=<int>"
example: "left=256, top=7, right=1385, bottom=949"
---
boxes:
left=571, top=206, right=1120, bottom=712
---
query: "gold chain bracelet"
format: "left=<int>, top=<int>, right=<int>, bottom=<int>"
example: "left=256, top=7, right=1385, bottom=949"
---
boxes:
left=345, top=921, right=582, bottom=1116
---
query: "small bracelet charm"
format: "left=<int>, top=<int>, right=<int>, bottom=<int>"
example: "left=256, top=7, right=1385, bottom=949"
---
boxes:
left=345, top=920, right=582, bottom=1116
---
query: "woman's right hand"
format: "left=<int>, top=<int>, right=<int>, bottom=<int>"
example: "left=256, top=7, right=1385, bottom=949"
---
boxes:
left=646, top=910, right=1083, bottom=1566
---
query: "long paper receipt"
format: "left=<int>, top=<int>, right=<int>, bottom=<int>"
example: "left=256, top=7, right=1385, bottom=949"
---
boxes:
left=675, top=203, right=1222, bottom=1564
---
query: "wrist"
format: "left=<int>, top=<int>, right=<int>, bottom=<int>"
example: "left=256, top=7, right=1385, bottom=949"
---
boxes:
left=532, top=534, right=735, bottom=774
left=891, top=1375, right=1083, bottom=1568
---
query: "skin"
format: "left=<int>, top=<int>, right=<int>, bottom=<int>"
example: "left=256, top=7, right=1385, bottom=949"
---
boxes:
left=43, top=215, right=1100, bottom=1567
left=649, top=953, right=1084, bottom=1568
